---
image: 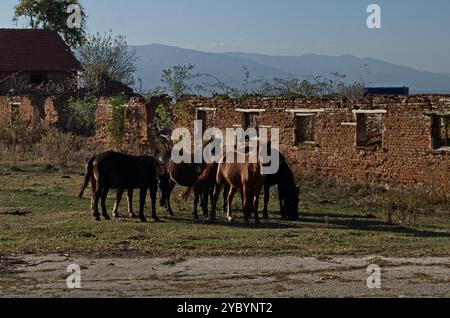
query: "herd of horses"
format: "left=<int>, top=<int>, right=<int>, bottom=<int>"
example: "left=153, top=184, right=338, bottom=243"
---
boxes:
left=78, top=141, right=300, bottom=224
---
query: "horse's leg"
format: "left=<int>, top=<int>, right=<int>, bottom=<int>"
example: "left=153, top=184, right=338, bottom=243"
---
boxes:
left=149, top=184, right=160, bottom=222
left=253, top=195, right=260, bottom=224
left=92, top=184, right=101, bottom=221
left=166, top=180, right=175, bottom=217
left=112, top=188, right=123, bottom=218
left=100, top=187, right=110, bottom=221
left=211, top=177, right=224, bottom=222
left=227, top=187, right=237, bottom=222
left=193, top=192, right=200, bottom=220
left=139, top=188, right=147, bottom=222
left=279, top=186, right=287, bottom=219
left=242, top=185, right=251, bottom=224
left=90, top=178, right=96, bottom=216
left=239, top=188, right=245, bottom=215
left=263, top=183, right=270, bottom=220
left=200, top=188, right=209, bottom=219
left=127, top=189, right=137, bottom=218
left=222, top=183, right=229, bottom=214
left=254, top=182, right=264, bottom=224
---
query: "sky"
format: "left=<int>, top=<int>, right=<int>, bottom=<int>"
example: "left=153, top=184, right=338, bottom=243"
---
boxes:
left=1, top=0, right=449, bottom=73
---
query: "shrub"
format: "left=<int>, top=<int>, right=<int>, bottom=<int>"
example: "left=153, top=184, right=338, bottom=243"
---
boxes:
left=65, top=96, right=98, bottom=136
left=108, top=94, right=129, bottom=147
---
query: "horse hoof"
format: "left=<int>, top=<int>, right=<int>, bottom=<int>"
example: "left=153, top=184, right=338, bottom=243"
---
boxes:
left=152, top=217, right=161, bottom=223
left=227, top=217, right=234, bottom=223
left=140, top=217, right=147, bottom=223
left=94, top=216, right=101, bottom=222
left=255, top=218, right=261, bottom=224
left=103, top=215, right=111, bottom=221
left=263, top=214, right=269, bottom=220
left=193, top=214, right=200, bottom=220
left=113, top=213, right=120, bottom=219
left=129, top=213, right=137, bottom=219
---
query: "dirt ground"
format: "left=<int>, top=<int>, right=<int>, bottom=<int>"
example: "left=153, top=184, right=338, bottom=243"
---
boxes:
left=1, top=254, right=449, bottom=298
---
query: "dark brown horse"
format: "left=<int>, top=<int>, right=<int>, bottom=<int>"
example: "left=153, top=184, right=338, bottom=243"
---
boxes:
left=78, top=151, right=168, bottom=222
left=159, top=148, right=205, bottom=219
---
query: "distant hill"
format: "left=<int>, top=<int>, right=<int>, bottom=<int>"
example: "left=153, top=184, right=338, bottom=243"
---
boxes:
left=132, top=44, right=450, bottom=94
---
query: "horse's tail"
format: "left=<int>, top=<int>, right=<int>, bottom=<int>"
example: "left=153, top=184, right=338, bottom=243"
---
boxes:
left=78, top=156, right=96, bottom=199
left=180, top=187, right=192, bottom=201
left=193, top=163, right=218, bottom=196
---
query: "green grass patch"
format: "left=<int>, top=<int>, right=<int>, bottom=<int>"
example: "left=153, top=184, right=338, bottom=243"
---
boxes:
left=0, top=163, right=449, bottom=257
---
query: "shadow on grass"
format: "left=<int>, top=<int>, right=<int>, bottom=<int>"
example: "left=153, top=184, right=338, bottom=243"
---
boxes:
left=107, top=208, right=450, bottom=238
left=161, top=215, right=303, bottom=230
left=300, top=212, right=450, bottom=239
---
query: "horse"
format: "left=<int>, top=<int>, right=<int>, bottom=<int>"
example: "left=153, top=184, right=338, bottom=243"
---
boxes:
left=262, top=150, right=299, bottom=221
left=194, top=145, right=299, bottom=222
left=78, top=151, right=168, bottom=222
left=159, top=148, right=206, bottom=219
left=201, top=150, right=265, bottom=224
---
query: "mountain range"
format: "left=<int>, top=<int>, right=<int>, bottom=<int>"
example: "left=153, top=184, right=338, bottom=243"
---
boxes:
left=132, top=44, right=450, bottom=94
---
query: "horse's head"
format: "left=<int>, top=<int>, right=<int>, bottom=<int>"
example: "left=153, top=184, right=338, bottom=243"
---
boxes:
left=285, top=185, right=300, bottom=221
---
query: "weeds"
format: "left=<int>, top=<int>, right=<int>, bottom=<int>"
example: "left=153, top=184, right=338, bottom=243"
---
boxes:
left=0, top=119, right=106, bottom=168
left=299, top=173, right=449, bottom=229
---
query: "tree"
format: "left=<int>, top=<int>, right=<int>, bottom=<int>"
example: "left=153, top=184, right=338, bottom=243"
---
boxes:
left=77, top=31, right=137, bottom=95
left=13, top=0, right=87, bottom=49
left=160, top=64, right=202, bottom=101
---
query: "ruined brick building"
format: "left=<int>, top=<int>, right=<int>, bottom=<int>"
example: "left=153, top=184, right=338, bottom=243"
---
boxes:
left=174, top=95, right=450, bottom=191
left=0, top=92, right=171, bottom=155
left=1, top=92, right=449, bottom=191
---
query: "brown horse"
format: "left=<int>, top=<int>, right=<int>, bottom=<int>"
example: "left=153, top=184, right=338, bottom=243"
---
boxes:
left=203, top=150, right=265, bottom=224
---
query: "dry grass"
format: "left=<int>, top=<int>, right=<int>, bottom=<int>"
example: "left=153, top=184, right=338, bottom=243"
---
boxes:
left=0, top=119, right=106, bottom=168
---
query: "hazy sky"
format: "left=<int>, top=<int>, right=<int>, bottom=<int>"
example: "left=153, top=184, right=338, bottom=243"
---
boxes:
left=1, top=0, right=449, bottom=73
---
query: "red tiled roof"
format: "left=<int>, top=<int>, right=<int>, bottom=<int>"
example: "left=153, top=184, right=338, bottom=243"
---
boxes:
left=0, top=29, right=79, bottom=72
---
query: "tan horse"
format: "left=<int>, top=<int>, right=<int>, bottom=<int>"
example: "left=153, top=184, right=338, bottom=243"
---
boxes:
left=208, top=151, right=265, bottom=224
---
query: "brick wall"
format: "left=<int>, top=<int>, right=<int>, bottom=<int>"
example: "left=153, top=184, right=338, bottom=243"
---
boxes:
left=173, top=95, right=450, bottom=191
left=0, top=94, right=164, bottom=155
left=0, top=95, right=61, bottom=127
left=95, top=95, right=160, bottom=154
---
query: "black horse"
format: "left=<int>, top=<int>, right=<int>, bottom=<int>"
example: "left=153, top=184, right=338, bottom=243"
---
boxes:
left=262, top=150, right=299, bottom=221
left=78, top=151, right=170, bottom=222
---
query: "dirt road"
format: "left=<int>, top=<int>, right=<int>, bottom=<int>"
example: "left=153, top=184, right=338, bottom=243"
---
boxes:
left=1, top=254, right=449, bottom=298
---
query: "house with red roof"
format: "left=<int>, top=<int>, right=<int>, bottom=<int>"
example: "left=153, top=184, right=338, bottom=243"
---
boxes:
left=0, top=29, right=79, bottom=94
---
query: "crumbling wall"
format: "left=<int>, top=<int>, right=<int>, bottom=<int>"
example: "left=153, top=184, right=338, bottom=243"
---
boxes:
left=0, top=95, right=63, bottom=127
left=174, top=95, right=450, bottom=191
left=95, top=96, right=159, bottom=154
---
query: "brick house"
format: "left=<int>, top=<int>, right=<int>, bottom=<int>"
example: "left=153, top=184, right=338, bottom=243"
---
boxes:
left=0, top=29, right=79, bottom=94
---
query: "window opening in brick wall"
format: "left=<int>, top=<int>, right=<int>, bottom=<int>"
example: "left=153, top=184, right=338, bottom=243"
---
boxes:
left=431, top=114, right=450, bottom=149
left=356, top=113, right=384, bottom=147
left=242, top=112, right=260, bottom=131
left=30, top=74, right=47, bottom=85
left=196, top=110, right=207, bottom=134
left=295, top=114, right=316, bottom=144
